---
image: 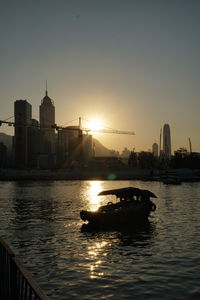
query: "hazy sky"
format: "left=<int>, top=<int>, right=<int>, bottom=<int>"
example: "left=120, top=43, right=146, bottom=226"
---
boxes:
left=1, top=0, right=200, bottom=152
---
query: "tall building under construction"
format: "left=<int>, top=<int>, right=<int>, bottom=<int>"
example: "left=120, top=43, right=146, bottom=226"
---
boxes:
left=57, top=126, right=93, bottom=168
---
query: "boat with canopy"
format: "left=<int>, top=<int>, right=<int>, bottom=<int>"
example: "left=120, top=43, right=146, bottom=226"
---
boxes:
left=80, top=187, right=157, bottom=229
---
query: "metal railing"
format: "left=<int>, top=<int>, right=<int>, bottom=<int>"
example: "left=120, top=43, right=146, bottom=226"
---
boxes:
left=0, top=238, right=51, bottom=300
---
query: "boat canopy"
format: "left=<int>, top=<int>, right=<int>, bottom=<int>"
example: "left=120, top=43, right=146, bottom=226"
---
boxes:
left=98, top=187, right=157, bottom=198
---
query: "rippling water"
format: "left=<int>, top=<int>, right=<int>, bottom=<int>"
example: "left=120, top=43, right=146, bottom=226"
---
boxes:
left=1, top=180, right=200, bottom=299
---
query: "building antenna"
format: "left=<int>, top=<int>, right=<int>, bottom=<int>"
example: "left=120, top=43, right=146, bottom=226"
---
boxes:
left=45, top=80, right=48, bottom=96
left=79, top=117, right=82, bottom=129
left=188, top=137, right=192, bottom=154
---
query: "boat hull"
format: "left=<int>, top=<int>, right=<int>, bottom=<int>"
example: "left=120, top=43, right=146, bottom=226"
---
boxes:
left=80, top=201, right=155, bottom=229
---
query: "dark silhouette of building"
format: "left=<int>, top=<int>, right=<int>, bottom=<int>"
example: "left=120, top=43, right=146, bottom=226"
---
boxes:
left=57, top=126, right=93, bottom=168
left=14, top=100, right=32, bottom=168
left=163, top=123, right=171, bottom=157
left=29, top=119, right=40, bottom=167
left=0, top=133, right=14, bottom=167
left=38, top=87, right=56, bottom=168
left=89, top=156, right=125, bottom=170
left=152, top=142, right=159, bottom=157
left=82, top=133, right=93, bottom=165
left=0, top=142, right=7, bottom=168
left=13, top=87, right=95, bottom=170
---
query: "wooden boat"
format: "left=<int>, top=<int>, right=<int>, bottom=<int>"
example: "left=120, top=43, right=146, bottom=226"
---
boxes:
left=80, top=187, right=157, bottom=229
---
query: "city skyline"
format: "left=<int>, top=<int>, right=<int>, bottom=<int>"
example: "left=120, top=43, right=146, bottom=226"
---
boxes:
left=1, top=0, right=200, bottom=152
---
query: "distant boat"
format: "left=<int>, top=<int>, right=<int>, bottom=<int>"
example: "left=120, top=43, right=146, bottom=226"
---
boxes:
left=162, top=176, right=181, bottom=185
left=80, top=187, right=157, bottom=229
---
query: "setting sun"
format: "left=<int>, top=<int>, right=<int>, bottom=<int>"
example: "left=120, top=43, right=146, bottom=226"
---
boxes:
left=87, top=118, right=104, bottom=131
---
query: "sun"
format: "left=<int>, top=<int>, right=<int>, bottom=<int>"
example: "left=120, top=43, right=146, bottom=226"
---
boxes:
left=87, top=118, right=104, bottom=131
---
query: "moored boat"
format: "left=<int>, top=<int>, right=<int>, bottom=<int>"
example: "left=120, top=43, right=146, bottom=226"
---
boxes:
left=162, top=176, right=181, bottom=185
left=80, top=187, right=157, bottom=229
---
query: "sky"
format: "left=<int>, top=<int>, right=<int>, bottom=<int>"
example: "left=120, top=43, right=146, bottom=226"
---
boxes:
left=0, top=0, right=200, bottom=152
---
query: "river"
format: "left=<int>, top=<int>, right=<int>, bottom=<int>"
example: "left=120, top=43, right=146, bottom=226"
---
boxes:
left=0, top=180, right=200, bottom=299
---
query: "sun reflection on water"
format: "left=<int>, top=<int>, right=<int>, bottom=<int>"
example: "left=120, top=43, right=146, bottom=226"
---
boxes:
left=87, top=181, right=103, bottom=211
left=87, top=241, right=108, bottom=279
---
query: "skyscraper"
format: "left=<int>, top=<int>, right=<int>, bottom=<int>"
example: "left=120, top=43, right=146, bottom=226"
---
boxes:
left=152, top=142, right=158, bottom=157
left=29, top=118, right=40, bottom=167
left=163, top=123, right=171, bottom=157
left=14, top=100, right=32, bottom=168
left=39, top=86, right=55, bottom=155
left=57, top=122, right=93, bottom=168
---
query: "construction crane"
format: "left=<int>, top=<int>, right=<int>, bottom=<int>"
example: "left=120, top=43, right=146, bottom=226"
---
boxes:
left=53, top=117, right=135, bottom=136
left=53, top=125, right=135, bottom=136
left=0, top=117, right=135, bottom=136
left=83, top=128, right=135, bottom=135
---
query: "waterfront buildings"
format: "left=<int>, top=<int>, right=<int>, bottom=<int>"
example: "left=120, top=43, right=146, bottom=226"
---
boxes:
left=13, top=88, right=93, bottom=169
left=82, top=133, right=93, bottom=164
left=0, top=142, right=7, bottom=167
left=14, top=100, right=40, bottom=168
left=14, top=100, right=32, bottom=168
left=57, top=126, right=80, bottom=168
left=57, top=126, right=93, bottom=168
left=29, top=119, right=40, bottom=168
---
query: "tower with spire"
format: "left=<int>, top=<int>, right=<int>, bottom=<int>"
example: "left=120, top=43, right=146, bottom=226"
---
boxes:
left=39, top=82, right=56, bottom=159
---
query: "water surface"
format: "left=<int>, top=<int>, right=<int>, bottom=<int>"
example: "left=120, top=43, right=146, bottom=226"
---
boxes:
left=0, top=180, right=200, bottom=299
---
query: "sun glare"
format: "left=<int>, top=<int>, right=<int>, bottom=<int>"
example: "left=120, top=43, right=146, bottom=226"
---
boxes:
left=87, top=181, right=103, bottom=211
left=87, top=118, right=104, bottom=131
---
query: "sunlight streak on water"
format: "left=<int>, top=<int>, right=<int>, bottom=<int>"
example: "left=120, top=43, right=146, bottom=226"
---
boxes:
left=85, top=181, right=103, bottom=211
left=87, top=241, right=108, bottom=278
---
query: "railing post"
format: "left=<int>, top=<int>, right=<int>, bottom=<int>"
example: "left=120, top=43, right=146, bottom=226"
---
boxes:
left=0, top=239, right=51, bottom=300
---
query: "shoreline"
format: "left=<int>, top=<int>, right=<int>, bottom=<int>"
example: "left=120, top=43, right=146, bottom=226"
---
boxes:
left=0, top=168, right=200, bottom=182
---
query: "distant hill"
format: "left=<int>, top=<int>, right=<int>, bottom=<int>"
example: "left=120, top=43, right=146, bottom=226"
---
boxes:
left=93, top=138, right=114, bottom=157
left=0, top=133, right=13, bottom=150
